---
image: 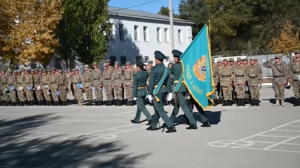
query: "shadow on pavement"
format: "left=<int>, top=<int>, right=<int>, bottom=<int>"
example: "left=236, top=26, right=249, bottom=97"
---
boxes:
left=174, top=111, right=221, bottom=126
left=0, top=114, right=150, bottom=168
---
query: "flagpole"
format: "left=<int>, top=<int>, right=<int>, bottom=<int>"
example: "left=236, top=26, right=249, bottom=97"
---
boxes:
left=169, top=0, right=174, bottom=53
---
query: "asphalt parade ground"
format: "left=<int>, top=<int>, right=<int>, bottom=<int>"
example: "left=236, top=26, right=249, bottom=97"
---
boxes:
left=0, top=86, right=300, bottom=168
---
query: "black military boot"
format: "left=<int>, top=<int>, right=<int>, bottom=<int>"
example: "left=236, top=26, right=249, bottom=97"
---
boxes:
left=88, top=101, right=92, bottom=106
left=12, top=102, right=16, bottom=106
left=222, top=100, right=227, bottom=106
left=294, top=98, right=300, bottom=106
left=228, top=100, right=232, bottom=106
left=201, top=121, right=211, bottom=127
left=241, top=99, right=245, bottom=106
left=20, top=101, right=24, bottom=106
left=236, top=99, right=240, bottom=106
left=186, top=124, right=198, bottom=130
left=255, top=99, right=260, bottom=106
left=98, top=101, right=103, bottom=106
left=213, top=99, right=218, bottom=106
left=166, top=126, right=177, bottom=133
left=125, top=101, right=130, bottom=106
left=250, top=99, right=255, bottom=106
left=146, top=126, right=158, bottom=131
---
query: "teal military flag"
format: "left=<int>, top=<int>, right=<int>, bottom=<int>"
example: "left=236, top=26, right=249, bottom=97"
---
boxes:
left=180, top=25, right=214, bottom=110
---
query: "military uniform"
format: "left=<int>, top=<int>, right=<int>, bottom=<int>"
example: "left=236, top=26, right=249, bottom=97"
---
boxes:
left=169, top=50, right=198, bottom=129
left=234, top=58, right=247, bottom=106
left=57, top=70, right=67, bottom=105
left=0, top=70, right=9, bottom=105
left=219, top=59, right=234, bottom=106
left=289, top=53, right=300, bottom=105
left=83, top=65, right=94, bottom=105
left=123, top=62, right=134, bottom=106
left=213, top=60, right=220, bottom=105
left=103, top=63, right=113, bottom=105
left=8, top=70, right=17, bottom=105
left=131, top=61, right=152, bottom=123
left=49, top=70, right=59, bottom=105
left=73, top=69, right=84, bottom=106
left=263, top=56, right=287, bottom=106
left=147, top=51, right=176, bottom=133
left=229, top=58, right=237, bottom=104
left=33, top=69, right=43, bottom=105
left=246, top=59, right=262, bottom=106
left=92, top=62, right=103, bottom=105
left=23, top=70, right=34, bottom=105
left=41, top=70, right=52, bottom=105
left=65, top=69, right=72, bottom=93
left=112, top=61, right=124, bottom=106
left=16, top=71, right=26, bottom=105
left=243, top=59, right=251, bottom=104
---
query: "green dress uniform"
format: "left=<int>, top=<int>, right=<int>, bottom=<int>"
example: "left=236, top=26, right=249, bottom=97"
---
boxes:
left=147, top=51, right=176, bottom=133
left=131, top=61, right=152, bottom=123
left=169, top=50, right=197, bottom=129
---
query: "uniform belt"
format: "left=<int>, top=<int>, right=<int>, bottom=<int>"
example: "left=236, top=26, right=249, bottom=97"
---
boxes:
left=138, top=86, right=146, bottom=89
left=174, top=80, right=180, bottom=83
left=154, top=85, right=166, bottom=88
left=236, top=75, right=244, bottom=77
left=273, top=76, right=284, bottom=78
left=222, top=75, right=231, bottom=77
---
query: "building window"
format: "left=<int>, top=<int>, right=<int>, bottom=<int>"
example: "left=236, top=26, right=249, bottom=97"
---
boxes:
left=144, top=56, right=149, bottom=63
left=178, top=29, right=182, bottom=43
left=110, top=56, right=116, bottom=67
left=120, top=56, right=126, bottom=66
left=143, top=26, right=148, bottom=42
left=136, top=56, right=142, bottom=63
left=164, top=28, right=169, bottom=43
left=108, top=23, right=115, bottom=39
left=157, top=27, right=162, bottom=42
left=119, top=24, right=124, bottom=41
left=134, top=25, right=140, bottom=41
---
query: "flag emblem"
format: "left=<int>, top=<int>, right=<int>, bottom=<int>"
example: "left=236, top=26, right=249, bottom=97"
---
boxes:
left=193, top=56, right=207, bottom=82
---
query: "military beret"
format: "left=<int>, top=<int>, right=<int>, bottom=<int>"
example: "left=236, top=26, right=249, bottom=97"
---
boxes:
left=115, top=61, right=119, bottom=65
left=172, top=49, right=182, bottom=57
left=229, top=58, right=234, bottom=62
left=126, top=62, right=131, bottom=66
left=1, top=69, right=5, bottom=71
left=254, top=59, right=258, bottom=61
left=72, top=69, right=75, bottom=71
left=275, top=55, right=281, bottom=59
left=93, top=62, right=98, bottom=66
left=154, top=51, right=167, bottom=60
left=56, top=69, right=60, bottom=72
left=136, top=60, right=145, bottom=67
left=217, top=60, right=222, bottom=63
left=223, top=59, right=228, bottom=61
left=84, top=64, right=89, bottom=68
left=148, top=60, right=153, bottom=64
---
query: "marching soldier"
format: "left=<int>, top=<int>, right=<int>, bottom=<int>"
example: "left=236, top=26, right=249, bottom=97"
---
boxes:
left=73, top=69, right=84, bottom=106
left=0, top=69, right=8, bottom=106
left=49, top=69, right=59, bottom=106
left=33, top=68, right=43, bottom=105
left=263, top=56, right=287, bottom=106
left=246, top=58, right=262, bottom=106
left=289, top=52, right=300, bottom=106
left=112, top=61, right=123, bottom=106
left=8, top=70, right=17, bottom=106
left=82, top=65, right=94, bottom=106
left=123, top=62, right=134, bottom=106
left=57, top=69, right=67, bottom=105
left=131, top=61, right=152, bottom=124
left=103, top=63, right=113, bottom=106
left=219, top=59, right=234, bottom=106
left=23, top=69, right=34, bottom=105
left=169, top=50, right=198, bottom=129
left=41, top=70, right=51, bottom=105
left=147, top=51, right=176, bottom=133
left=234, top=58, right=247, bottom=106
left=92, top=62, right=103, bottom=106
left=16, top=70, right=26, bottom=106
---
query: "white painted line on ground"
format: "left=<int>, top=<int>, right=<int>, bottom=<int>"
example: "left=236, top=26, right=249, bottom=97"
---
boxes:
left=270, top=119, right=300, bottom=131
left=222, top=131, right=268, bottom=147
left=286, top=125, right=300, bottom=128
left=272, top=130, right=300, bottom=133
left=264, top=135, right=300, bottom=150
left=258, top=135, right=294, bottom=138
left=58, top=119, right=129, bottom=123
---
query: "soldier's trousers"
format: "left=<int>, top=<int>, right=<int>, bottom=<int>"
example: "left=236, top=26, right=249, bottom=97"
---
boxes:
left=17, top=91, right=26, bottom=102
left=42, top=88, right=52, bottom=101
left=1, top=92, right=9, bottom=101
left=236, top=84, right=245, bottom=98
left=85, top=87, right=93, bottom=101
left=292, top=81, right=300, bottom=98
left=104, top=85, right=113, bottom=101
left=124, top=85, right=133, bottom=101
left=222, top=86, right=232, bottom=100
left=114, top=85, right=123, bottom=100
left=72, top=84, right=77, bottom=99
left=10, top=91, right=17, bottom=102
left=67, top=80, right=71, bottom=92
left=75, top=87, right=83, bottom=103
left=170, top=92, right=196, bottom=125
left=94, top=87, right=103, bottom=101
left=59, top=87, right=67, bottom=102
left=50, top=89, right=59, bottom=102
left=151, top=93, right=173, bottom=129
left=213, top=86, right=218, bottom=99
left=190, top=96, right=209, bottom=123
left=25, top=90, right=34, bottom=101
left=249, top=86, right=259, bottom=99
left=36, top=90, right=44, bottom=101
left=273, top=80, right=285, bottom=100
left=132, top=96, right=152, bottom=122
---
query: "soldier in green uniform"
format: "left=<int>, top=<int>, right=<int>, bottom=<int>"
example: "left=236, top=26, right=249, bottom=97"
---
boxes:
left=169, top=50, right=197, bottom=129
left=83, top=65, right=94, bottom=106
left=33, top=68, right=43, bottom=105
left=131, top=61, right=152, bottom=124
left=147, top=51, right=176, bottom=133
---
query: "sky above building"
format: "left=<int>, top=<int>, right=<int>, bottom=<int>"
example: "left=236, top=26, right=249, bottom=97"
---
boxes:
left=109, top=0, right=181, bottom=14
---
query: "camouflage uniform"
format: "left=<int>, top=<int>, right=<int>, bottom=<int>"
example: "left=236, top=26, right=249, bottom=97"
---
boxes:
left=103, top=63, right=113, bottom=105
left=33, top=71, right=43, bottom=104
left=123, top=62, right=134, bottom=105
left=16, top=72, right=26, bottom=105
left=0, top=71, right=9, bottom=105
left=49, top=71, right=59, bottom=105
left=234, top=60, right=247, bottom=106
left=57, top=70, right=67, bottom=105
left=246, top=59, right=262, bottom=106
left=92, top=63, right=103, bottom=105
left=8, top=71, right=17, bottom=105
left=73, top=70, right=84, bottom=106
left=219, top=59, right=234, bottom=106
left=41, top=70, right=52, bottom=105
left=212, top=61, right=219, bottom=104
left=65, top=70, right=72, bottom=92
left=289, top=56, right=300, bottom=105
left=263, top=56, right=287, bottom=106
left=229, top=58, right=236, bottom=103
left=82, top=65, right=94, bottom=105
left=112, top=61, right=124, bottom=106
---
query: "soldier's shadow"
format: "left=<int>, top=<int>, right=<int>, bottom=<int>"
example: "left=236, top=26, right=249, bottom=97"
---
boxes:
left=174, top=111, right=221, bottom=126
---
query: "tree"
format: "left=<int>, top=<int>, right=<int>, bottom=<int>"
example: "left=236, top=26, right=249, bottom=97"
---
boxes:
left=157, top=6, right=179, bottom=18
left=269, top=20, right=300, bottom=56
left=57, top=0, right=110, bottom=65
left=0, top=0, right=62, bottom=65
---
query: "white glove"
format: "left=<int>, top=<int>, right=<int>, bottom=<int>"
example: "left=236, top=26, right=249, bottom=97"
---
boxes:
left=167, top=93, right=173, bottom=101
left=133, top=97, right=137, bottom=101
left=147, top=95, right=153, bottom=103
